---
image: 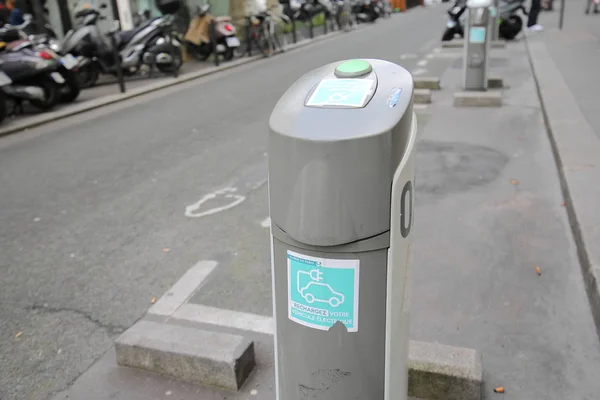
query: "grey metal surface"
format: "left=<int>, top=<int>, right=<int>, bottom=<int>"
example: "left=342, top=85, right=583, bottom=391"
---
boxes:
left=269, top=57, right=416, bottom=400
left=272, top=243, right=388, bottom=400
left=269, top=59, right=414, bottom=246
left=463, top=6, right=491, bottom=90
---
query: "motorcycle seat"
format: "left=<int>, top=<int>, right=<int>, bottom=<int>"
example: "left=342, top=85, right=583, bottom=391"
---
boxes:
left=115, top=20, right=153, bottom=47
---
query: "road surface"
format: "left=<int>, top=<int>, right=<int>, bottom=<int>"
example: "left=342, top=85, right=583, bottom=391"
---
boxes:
left=0, top=7, right=447, bottom=400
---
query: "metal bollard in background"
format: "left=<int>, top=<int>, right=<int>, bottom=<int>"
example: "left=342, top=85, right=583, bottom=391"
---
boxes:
left=268, top=59, right=417, bottom=400
left=110, top=33, right=126, bottom=93
left=463, top=0, right=492, bottom=91
left=291, top=16, right=298, bottom=44
left=489, top=0, right=499, bottom=41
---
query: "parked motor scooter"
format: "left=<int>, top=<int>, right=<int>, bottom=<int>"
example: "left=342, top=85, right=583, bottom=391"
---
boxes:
left=441, top=0, right=527, bottom=41
left=441, top=0, right=466, bottom=41
left=0, top=43, right=64, bottom=112
left=4, top=32, right=81, bottom=103
left=352, top=0, right=381, bottom=23
left=58, top=3, right=182, bottom=88
left=184, top=2, right=239, bottom=62
left=497, top=0, right=528, bottom=40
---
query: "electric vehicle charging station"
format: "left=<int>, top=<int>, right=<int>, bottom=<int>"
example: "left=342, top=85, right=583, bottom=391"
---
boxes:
left=268, top=59, right=417, bottom=400
left=463, top=0, right=492, bottom=91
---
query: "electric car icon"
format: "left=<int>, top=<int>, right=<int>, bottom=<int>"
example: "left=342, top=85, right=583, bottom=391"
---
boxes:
left=300, top=281, right=345, bottom=307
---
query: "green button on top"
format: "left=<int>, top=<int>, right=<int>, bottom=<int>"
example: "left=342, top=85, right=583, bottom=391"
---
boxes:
left=334, top=60, right=373, bottom=78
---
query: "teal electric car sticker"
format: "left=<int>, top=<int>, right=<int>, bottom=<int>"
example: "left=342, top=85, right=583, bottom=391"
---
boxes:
left=288, top=250, right=359, bottom=332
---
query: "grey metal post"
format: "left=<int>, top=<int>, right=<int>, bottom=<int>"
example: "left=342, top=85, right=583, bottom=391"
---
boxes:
left=268, top=59, right=417, bottom=400
left=489, top=0, right=499, bottom=41
left=463, top=0, right=492, bottom=91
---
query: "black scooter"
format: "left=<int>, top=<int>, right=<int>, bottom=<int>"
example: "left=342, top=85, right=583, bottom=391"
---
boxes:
left=441, top=0, right=467, bottom=41
left=0, top=44, right=64, bottom=112
left=441, top=0, right=527, bottom=41
left=352, top=0, right=381, bottom=23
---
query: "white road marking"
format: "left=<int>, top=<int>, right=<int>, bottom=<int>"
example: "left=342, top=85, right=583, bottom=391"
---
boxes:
left=427, top=52, right=462, bottom=59
left=148, top=260, right=218, bottom=317
left=412, top=68, right=427, bottom=76
left=400, top=53, right=418, bottom=59
left=185, top=188, right=246, bottom=218
left=172, top=304, right=275, bottom=336
left=417, top=59, right=428, bottom=67
left=261, top=217, right=271, bottom=228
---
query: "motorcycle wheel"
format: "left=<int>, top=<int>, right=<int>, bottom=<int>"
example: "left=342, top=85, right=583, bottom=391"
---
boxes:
left=499, top=15, right=522, bottom=40
left=60, top=69, right=81, bottom=103
left=157, top=46, right=183, bottom=74
left=442, top=27, right=456, bottom=41
left=223, top=47, right=235, bottom=61
left=29, top=76, right=59, bottom=111
left=78, top=63, right=100, bottom=88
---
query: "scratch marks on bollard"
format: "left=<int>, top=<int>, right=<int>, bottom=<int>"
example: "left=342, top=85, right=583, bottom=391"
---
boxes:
left=299, top=369, right=351, bottom=399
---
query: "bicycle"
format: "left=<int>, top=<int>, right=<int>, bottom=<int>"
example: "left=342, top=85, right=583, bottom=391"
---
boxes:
left=241, top=8, right=291, bottom=57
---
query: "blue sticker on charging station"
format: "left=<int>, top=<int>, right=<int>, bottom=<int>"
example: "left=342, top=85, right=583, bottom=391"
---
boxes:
left=469, top=27, right=486, bottom=44
left=306, top=79, right=374, bottom=108
left=288, top=250, right=359, bottom=332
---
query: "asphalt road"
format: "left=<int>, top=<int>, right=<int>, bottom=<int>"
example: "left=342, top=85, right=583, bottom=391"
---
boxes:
left=0, top=7, right=448, bottom=400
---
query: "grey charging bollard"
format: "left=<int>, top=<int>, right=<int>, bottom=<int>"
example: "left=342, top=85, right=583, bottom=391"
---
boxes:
left=463, top=0, right=492, bottom=91
left=490, top=0, right=499, bottom=41
left=268, top=59, right=417, bottom=400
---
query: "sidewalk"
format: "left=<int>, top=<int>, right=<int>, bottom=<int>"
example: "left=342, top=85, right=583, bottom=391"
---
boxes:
left=51, top=34, right=600, bottom=400
left=528, top=0, right=600, bottom=342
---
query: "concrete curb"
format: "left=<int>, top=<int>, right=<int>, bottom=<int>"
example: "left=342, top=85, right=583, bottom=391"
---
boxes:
left=414, top=88, right=432, bottom=104
left=408, top=341, right=483, bottom=400
left=115, top=320, right=256, bottom=391
left=0, top=30, right=347, bottom=138
left=441, top=39, right=506, bottom=49
left=453, top=90, right=502, bottom=107
left=526, top=36, right=600, bottom=341
left=414, top=76, right=441, bottom=90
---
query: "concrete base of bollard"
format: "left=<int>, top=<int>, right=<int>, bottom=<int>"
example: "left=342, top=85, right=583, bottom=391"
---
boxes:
left=453, top=90, right=502, bottom=107
left=115, top=320, right=256, bottom=391
left=488, top=76, right=504, bottom=88
left=414, top=89, right=432, bottom=104
left=441, top=40, right=506, bottom=49
left=414, top=77, right=441, bottom=90
left=408, top=341, right=483, bottom=400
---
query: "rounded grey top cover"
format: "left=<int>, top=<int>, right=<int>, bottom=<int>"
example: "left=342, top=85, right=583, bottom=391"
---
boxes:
left=268, top=59, right=414, bottom=247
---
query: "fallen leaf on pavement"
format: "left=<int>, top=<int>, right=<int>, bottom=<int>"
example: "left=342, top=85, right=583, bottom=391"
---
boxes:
left=535, top=266, right=542, bottom=276
left=15, top=332, right=23, bottom=338
left=162, top=248, right=170, bottom=253
left=510, top=179, right=520, bottom=185
left=151, top=297, right=157, bottom=304
left=561, top=202, right=566, bottom=206
left=494, top=386, right=505, bottom=393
